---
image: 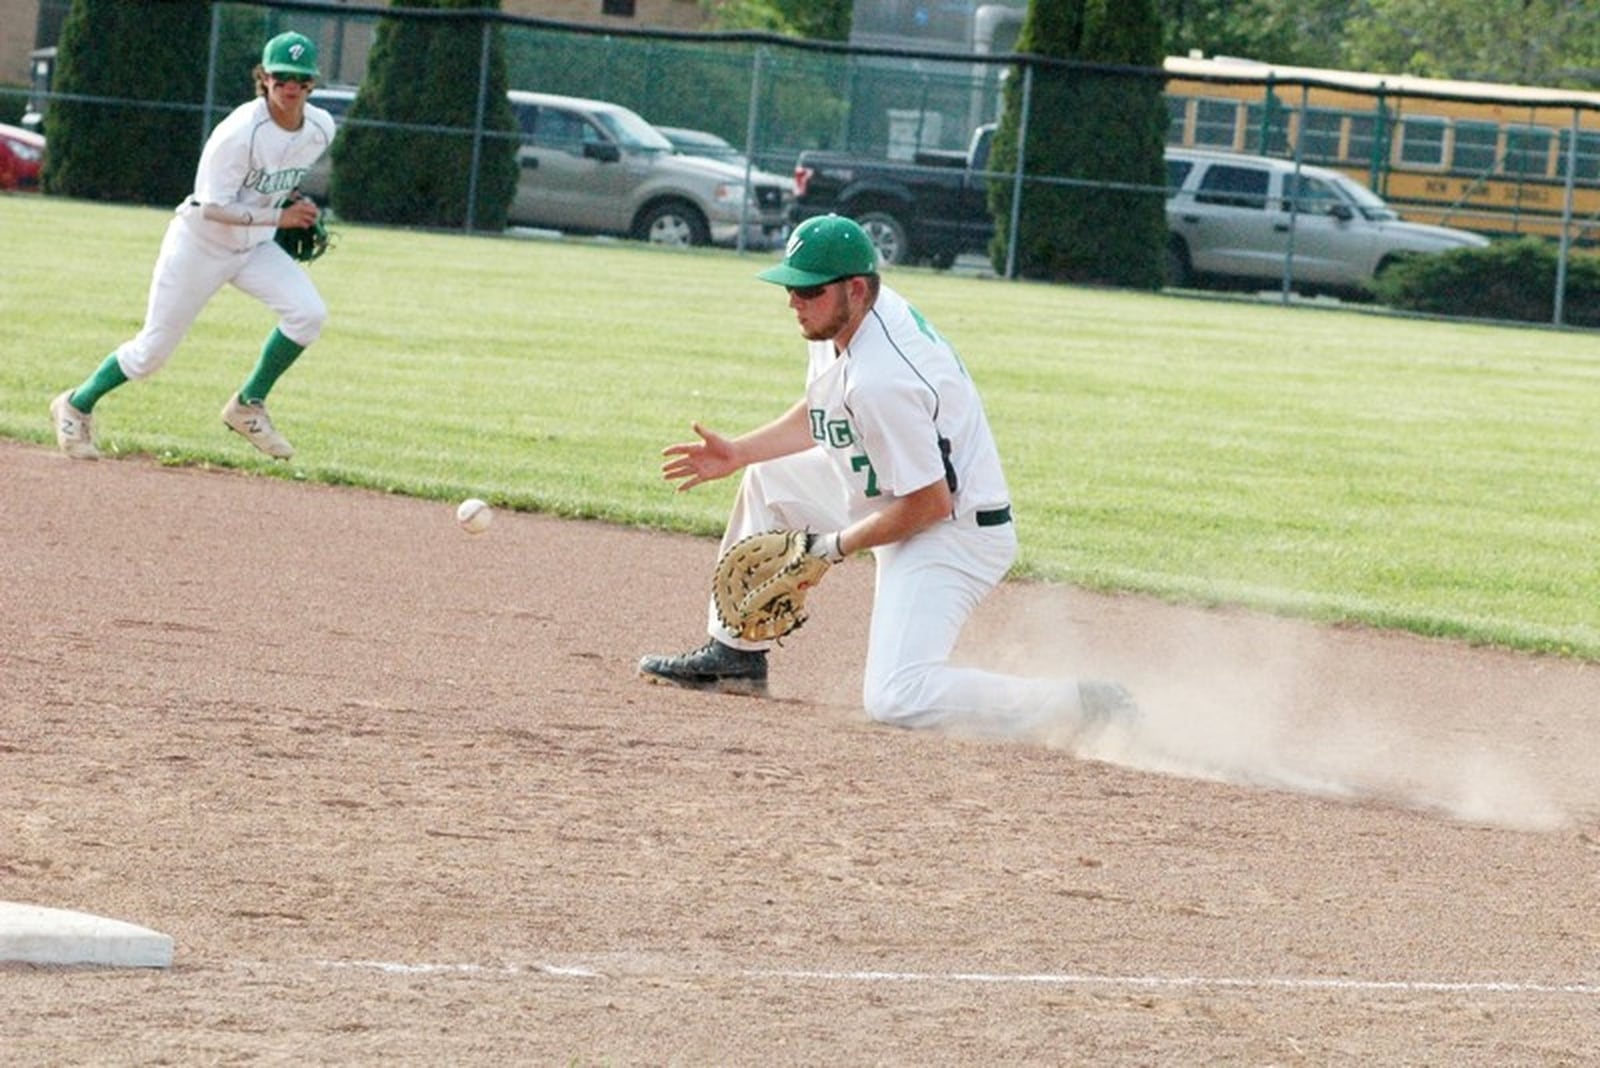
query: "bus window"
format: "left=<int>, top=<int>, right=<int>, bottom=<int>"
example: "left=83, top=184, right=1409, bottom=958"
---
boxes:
left=1166, top=96, right=1187, bottom=145
left=1346, top=114, right=1381, bottom=169
left=1299, top=108, right=1344, bottom=162
left=1504, top=125, right=1554, bottom=178
left=1243, top=101, right=1290, bottom=154
left=1193, top=98, right=1238, bottom=148
left=1399, top=116, right=1447, bottom=167
left=1556, top=129, right=1600, bottom=181
left=1452, top=121, right=1498, bottom=176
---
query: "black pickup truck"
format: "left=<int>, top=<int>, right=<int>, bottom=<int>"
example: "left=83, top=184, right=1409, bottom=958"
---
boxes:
left=790, top=124, right=997, bottom=268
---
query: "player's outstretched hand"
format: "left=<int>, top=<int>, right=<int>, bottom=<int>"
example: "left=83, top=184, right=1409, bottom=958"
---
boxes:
left=662, top=422, right=739, bottom=491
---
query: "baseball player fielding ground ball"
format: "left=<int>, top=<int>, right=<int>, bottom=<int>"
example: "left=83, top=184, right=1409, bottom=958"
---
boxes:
left=640, top=214, right=1139, bottom=743
left=50, top=31, right=335, bottom=462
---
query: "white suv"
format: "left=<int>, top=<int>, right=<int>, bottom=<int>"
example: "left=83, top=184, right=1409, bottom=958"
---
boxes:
left=300, top=87, right=789, bottom=248
left=1164, top=148, right=1488, bottom=293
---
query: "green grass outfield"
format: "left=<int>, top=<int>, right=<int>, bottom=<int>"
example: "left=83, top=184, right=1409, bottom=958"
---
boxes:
left=5, top=195, right=1599, bottom=658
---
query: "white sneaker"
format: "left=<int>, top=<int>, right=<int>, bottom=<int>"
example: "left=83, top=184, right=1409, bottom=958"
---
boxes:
left=221, top=393, right=294, bottom=459
left=50, top=390, right=100, bottom=460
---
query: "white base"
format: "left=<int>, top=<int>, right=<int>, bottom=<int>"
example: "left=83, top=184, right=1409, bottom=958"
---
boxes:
left=0, top=901, right=173, bottom=968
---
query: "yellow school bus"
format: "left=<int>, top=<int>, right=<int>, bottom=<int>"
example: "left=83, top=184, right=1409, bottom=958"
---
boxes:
left=1162, top=54, right=1600, bottom=243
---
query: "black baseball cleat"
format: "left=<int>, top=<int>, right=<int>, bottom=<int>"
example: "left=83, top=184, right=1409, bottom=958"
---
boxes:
left=1077, top=679, right=1139, bottom=732
left=639, top=639, right=768, bottom=696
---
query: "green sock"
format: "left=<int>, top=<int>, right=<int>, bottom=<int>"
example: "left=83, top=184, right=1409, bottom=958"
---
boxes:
left=69, top=354, right=129, bottom=413
left=239, top=328, right=306, bottom=405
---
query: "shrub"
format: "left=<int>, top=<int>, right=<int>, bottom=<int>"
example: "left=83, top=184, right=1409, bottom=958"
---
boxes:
left=987, top=0, right=1167, bottom=288
left=41, top=1, right=259, bottom=204
left=1371, top=238, right=1600, bottom=329
left=332, top=0, right=519, bottom=230
left=43, top=2, right=213, bottom=203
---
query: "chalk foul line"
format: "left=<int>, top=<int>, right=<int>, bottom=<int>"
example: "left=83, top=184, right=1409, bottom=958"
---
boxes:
left=312, top=959, right=1598, bottom=996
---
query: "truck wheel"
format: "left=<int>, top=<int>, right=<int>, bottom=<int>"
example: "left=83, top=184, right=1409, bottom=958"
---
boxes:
left=635, top=199, right=710, bottom=247
left=856, top=211, right=909, bottom=267
left=1372, top=253, right=1410, bottom=283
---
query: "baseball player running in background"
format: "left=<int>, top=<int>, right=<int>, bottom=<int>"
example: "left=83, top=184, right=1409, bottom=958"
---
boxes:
left=50, top=31, right=334, bottom=461
left=640, top=214, right=1137, bottom=742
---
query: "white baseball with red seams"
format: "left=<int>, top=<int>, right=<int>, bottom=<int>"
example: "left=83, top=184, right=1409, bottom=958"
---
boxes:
left=456, top=498, right=493, bottom=534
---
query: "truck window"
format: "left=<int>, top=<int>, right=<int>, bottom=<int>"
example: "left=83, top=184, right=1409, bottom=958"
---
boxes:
left=1283, top=174, right=1345, bottom=215
left=536, top=109, right=590, bottom=155
left=1194, top=164, right=1270, bottom=209
left=513, top=102, right=538, bottom=139
left=1165, top=158, right=1193, bottom=197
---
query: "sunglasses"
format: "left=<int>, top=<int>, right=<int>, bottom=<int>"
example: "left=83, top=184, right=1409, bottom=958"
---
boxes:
left=785, top=281, right=837, bottom=300
left=271, top=72, right=315, bottom=85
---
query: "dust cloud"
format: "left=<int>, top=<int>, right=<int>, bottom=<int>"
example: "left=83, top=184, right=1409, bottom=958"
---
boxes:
left=960, top=590, right=1574, bottom=833
left=1069, top=681, right=1570, bottom=832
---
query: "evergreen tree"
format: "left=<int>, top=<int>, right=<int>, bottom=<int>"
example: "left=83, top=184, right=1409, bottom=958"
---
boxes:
left=988, top=0, right=1168, bottom=287
left=332, top=0, right=519, bottom=230
left=44, top=1, right=215, bottom=203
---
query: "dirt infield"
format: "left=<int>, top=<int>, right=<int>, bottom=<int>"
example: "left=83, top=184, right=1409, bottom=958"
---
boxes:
left=3, top=438, right=1597, bottom=1065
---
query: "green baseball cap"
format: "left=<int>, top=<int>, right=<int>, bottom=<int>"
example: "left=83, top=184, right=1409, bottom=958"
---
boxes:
left=757, top=214, right=878, bottom=287
left=262, top=31, right=319, bottom=78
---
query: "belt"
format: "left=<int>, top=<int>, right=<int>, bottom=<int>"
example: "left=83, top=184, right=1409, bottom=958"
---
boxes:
left=974, top=506, right=1012, bottom=527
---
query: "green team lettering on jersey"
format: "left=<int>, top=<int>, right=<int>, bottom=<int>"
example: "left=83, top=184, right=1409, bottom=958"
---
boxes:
left=809, top=407, right=855, bottom=448
left=246, top=165, right=309, bottom=196
left=810, top=407, right=880, bottom=497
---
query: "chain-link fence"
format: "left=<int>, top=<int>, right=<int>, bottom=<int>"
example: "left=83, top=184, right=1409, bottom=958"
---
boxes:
left=12, top=0, right=1599, bottom=325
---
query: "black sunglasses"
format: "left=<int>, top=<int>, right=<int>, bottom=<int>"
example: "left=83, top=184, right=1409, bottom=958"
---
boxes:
left=272, top=72, right=315, bottom=85
left=785, top=281, right=838, bottom=300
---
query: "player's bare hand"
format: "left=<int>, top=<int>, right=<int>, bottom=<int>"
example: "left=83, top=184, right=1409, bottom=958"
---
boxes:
left=280, top=196, right=319, bottom=228
left=661, top=422, right=739, bottom=491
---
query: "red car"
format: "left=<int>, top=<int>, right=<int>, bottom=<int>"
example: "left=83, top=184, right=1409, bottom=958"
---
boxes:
left=0, top=123, right=45, bottom=191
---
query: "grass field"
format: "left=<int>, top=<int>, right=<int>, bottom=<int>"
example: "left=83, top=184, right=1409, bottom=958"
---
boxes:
left=4, top=194, right=1598, bottom=658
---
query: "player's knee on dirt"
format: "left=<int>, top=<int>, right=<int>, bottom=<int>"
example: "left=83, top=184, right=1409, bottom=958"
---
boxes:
left=862, top=668, right=939, bottom=727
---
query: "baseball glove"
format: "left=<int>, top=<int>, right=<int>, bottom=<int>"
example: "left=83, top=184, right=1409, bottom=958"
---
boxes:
left=273, top=198, right=330, bottom=263
left=712, top=530, right=832, bottom=643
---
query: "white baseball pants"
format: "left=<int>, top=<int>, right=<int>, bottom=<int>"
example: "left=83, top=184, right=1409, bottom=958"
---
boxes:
left=708, top=448, right=1087, bottom=738
left=114, top=215, right=327, bottom=380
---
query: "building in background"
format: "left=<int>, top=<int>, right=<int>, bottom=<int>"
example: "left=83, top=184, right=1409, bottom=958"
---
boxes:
left=849, top=0, right=1024, bottom=54
left=0, top=0, right=709, bottom=88
left=845, top=0, right=1026, bottom=155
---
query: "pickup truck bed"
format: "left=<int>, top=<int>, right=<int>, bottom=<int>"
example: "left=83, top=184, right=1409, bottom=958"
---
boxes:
left=790, top=125, right=996, bottom=268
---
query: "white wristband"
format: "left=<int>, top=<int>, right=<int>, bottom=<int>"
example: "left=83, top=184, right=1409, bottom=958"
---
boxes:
left=808, top=530, right=846, bottom=563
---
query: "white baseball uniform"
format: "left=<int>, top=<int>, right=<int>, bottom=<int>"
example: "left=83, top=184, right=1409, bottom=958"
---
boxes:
left=709, top=284, right=1088, bottom=738
left=113, top=95, right=334, bottom=380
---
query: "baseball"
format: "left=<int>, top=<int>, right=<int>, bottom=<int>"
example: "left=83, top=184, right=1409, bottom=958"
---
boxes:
left=456, top=498, right=493, bottom=534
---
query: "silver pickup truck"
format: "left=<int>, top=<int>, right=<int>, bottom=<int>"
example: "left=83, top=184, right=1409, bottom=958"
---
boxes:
left=508, top=90, right=788, bottom=248
left=303, top=87, right=790, bottom=248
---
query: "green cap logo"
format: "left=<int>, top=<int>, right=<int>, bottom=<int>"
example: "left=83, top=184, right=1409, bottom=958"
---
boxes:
left=262, top=31, right=319, bottom=78
left=756, top=214, right=879, bottom=287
